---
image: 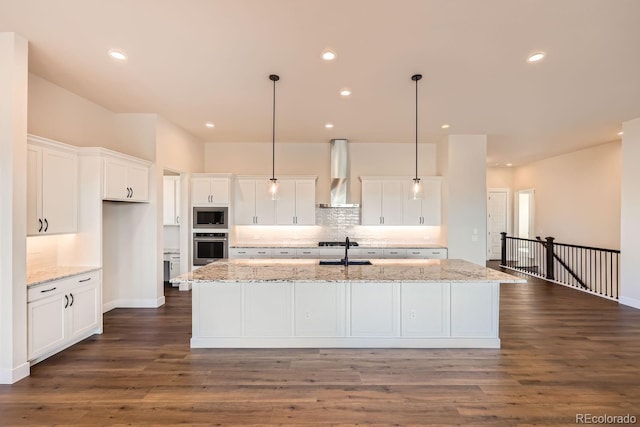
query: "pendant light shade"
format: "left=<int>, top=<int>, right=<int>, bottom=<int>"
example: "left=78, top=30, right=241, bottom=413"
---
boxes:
left=410, top=73, right=424, bottom=200
left=268, top=74, right=280, bottom=200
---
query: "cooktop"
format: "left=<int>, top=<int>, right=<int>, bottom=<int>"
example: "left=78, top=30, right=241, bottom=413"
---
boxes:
left=318, top=241, right=360, bottom=247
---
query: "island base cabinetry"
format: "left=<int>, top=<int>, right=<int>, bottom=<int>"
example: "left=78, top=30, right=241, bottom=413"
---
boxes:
left=191, top=281, right=499, bottom=348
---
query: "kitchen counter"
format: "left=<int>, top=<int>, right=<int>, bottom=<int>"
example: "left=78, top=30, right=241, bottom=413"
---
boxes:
left=27, top=266, right=101, bottom=287
left=171, top=258, right=523, bottom=284
left=181, top=259, right=523, bottom=350
left=230, top=243, right=447, bottom=249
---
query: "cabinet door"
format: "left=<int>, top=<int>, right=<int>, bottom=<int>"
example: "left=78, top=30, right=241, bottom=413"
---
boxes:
left=244, top=283, right=292, bottom=336
left=450, top=282, right=498, bottom=337
left=421, top=179, right=442, bottom=225
left=275, top=180, right=296, bottom=225
left=41, top=148, right=78, bottom=234
left=104, top=159, right=129, bottom=200
left=191, top=178, right=212, bottom=206
left=294, top=180, right=316, bottom=225
left=350, top=282, right=399, bottom=337
left=234, top=179, right=256, bottom=225
left=26, top=145, right=43, bottom=235
left=295, top=283, right=343, bottom=336
left=401, top=282, right=450, bottom=337
left=361, top=180, right=383, bottom=225
left=254, top=180, right=276, bottom=225
left=163, top=177, right=178, bottom=225
left=169, top=257, right=181, bottom=279
left=403, top=182, right=423, bottom=225
left=127, top=164, right=149, bottom=202
left=210, top=178, right=230, bottom=204
left=68, top=281, right=101, bottom=341
left=28, top=294, right=66, bottom=360
left=195, top=284, right=243, bottom=336
left=381, top=181, right=404, bottom=225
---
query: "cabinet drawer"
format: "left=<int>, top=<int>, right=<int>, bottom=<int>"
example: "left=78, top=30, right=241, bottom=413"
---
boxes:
left=296, top=248, right=320, bottom=258
left=229, top=248, right=273, bottom=258
left=358, top=248, right=383, bottom=258
left=28, top=270, right=100, bottom=303
left=383, top=249, right=407, bottom=258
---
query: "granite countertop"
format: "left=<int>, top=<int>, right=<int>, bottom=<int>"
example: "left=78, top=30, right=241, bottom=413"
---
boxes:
left=164, top=248, right=180, bottom=255
left=27, top=266, right=101, bottom=287
left=172, top=259, right=524, bottom=284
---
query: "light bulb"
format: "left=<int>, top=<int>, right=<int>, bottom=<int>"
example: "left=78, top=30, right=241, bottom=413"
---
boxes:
left=268, top=179, right=279, bottom=200
left=411, top=179, right=423, bottom=200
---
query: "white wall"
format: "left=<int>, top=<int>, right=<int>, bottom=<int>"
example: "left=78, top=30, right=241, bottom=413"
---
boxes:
left=438, top=135, right=488, bottom=265
left=205, top=142, right=437, bottom=205
left=487, top=167, right=513, bottom=190
left=0, top=32, right=29, bottom=384
left=620, top=117, right=640, bottom=309
left=511, top=141, right=621, bottom=249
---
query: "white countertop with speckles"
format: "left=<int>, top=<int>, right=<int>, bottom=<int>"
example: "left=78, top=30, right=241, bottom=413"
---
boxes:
left=172, top=259, right=524, bottom=284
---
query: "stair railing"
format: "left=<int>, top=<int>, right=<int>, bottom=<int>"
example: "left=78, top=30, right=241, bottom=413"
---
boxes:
left=500, top=232, right=620, bottom=300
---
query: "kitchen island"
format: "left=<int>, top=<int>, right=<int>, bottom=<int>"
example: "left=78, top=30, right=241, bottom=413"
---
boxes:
left=171, top=259, right=524, bottom=349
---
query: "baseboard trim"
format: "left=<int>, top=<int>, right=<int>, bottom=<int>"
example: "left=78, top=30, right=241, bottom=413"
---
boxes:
left=620, top=296, right=640, bottom=310
left=0, top=362, right=30, bottom=384
left=103, top=297, right=165, bottom=311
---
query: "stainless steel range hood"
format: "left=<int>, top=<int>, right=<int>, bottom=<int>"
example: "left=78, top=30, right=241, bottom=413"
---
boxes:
left=318, top=139, right=360, bottom=208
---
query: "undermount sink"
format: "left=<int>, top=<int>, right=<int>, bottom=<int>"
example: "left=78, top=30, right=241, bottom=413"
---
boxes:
left=319, top=259, right=372, bottom=266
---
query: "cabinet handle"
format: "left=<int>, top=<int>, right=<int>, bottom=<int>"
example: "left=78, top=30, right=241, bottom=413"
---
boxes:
left=432, top=251, right=441, bottom=255
left=40, top=287, right=57, bottom=293
left=69, top=293, right=74, bottom=307
left=38, top=218, right=43, bottom=232
left=44, top=218, right=48, bottom=232
left=64, top=294, right=69, bottom=308
left=176, top=216, right=179, bottom=224
left=130, top=187, right=134, bottom=198
left=79, top=277, right=91, bottom=283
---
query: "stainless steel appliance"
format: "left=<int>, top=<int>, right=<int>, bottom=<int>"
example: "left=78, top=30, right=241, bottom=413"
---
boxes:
left=193, top=232, right=228, bottom=265
left=193, top=206, right=228, bottom=229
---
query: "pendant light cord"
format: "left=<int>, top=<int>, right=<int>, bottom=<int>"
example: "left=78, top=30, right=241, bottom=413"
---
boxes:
left=272, top=76, right=276, bottom=181
left=411, top=74, right=422, bottom=182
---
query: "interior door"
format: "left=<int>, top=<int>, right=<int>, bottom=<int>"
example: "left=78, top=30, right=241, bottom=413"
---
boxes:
left=487, top=190, right=508, bottom=260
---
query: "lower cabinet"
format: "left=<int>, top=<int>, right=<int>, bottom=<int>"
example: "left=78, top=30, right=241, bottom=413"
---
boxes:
left=191, top=280, right=500, bottom=348
left=28, top=270, right=102, bottom=362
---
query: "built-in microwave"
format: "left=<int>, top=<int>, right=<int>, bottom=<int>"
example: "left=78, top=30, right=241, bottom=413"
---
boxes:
left=193, top=232, right=228, bottom=265
left=193, top=206, right=228, bottom=229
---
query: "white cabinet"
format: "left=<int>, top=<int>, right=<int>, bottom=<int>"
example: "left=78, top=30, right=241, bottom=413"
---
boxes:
left=405, top=248, right=448, bottom=259
left=103, top=156, right=150, bottom=202
left=401, top=282, right=450, bottom=337
left=361, top=176, right=442, bottom=226
left=357, top=248, right=383, bottom=259
left=191, top=175, right=231, bottom=206
left=450, top=282, right=499, bottom=338
left=229, top=248, right=273, bottom=258
left=360, top=179, right=404, bottom=225
left=169, top=254, right=180, bottom=279
left=234, top=178, right=275, bottom=225
left=244, top=283, right=292, bottom=336
left=296, top=248, right=320, bottom=258
left=350, top=282, right=400, bottom=337
left=195, top=284, right=243, bottom=337
left=27, top=138, right=78, bottom=235
left=275, top=179, right=317, bottom=225
left=163, top=176, right=181, bottom=225
left=383, top=248, right=406, bottom=258
left=28, top=270, right=102, bottom=362
left=403, top=178, right=442, bottom=225
left=294, top=282, right=345, bottom=336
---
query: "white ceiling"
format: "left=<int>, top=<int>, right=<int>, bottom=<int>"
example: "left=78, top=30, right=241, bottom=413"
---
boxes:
left=1, top=0, right=639, bottom=166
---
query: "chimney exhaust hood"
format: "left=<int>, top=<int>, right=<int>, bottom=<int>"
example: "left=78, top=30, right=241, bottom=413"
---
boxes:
left=318, top=139, right=360, bottom=208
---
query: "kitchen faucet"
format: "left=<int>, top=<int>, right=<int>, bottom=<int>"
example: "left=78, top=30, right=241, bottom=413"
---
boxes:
left=343, top=236, right=350, bottom=266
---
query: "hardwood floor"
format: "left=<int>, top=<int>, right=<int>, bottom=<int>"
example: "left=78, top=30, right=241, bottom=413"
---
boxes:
left=2, top=267, right=640, bottom=426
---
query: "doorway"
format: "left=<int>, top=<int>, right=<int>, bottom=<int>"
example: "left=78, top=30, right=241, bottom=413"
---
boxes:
left=516, top=189, right=535, bottom=239
left=487, top=189, right=510, bottom=260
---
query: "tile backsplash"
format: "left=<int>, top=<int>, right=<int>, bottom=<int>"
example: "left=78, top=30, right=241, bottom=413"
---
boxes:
left=232, top=207, right=441, bottom=246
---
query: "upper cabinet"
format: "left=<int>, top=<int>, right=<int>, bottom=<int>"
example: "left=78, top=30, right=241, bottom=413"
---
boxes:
left=163, top=176, right=181, bottom=226
left=275, top=178, right=317, bottom=225
left=361, top=176, right=442, bottom=226
left=103, top=154, right=150, bottom=202
left=191, top=174, right=231, bottom=206
left=402, top=177, right=442, bottom=225
left=27, top=136, right=78, bottom=236
left=235, top=176, right=317, bottom=226
left=235, top=178, right=275, bottom=225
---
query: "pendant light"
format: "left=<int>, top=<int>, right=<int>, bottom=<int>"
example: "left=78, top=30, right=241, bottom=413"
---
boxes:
left=410, top=73, right=424, bottom=200
left=268, top=74, right=280, bottom=200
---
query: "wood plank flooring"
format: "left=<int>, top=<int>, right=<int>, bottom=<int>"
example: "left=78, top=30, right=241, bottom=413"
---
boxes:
left=2, top=264, right=640, bottom=426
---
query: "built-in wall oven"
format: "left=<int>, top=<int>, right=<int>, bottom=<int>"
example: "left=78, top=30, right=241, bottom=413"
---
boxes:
left=193, top=232, right=228, bottom=265
left=193, top=206, right=228, bottom=229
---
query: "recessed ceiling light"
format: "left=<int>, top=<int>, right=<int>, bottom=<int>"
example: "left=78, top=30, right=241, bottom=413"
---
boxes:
left=618, top=131, right=624, bottom=136
left=441, top=124, right=450, bottom=129
left=506, top=163, right=513, bottom=167
left=340, top=88, right=351, bottom=97
left=108, top=49, right=127, bottom=61
left=205, top=122, right=215, bottom=128
left=527, top=52, right=545, bottom=63
left=321, top=49, right=336, bottom=61
left=324, top=123, right=334, bottom=129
